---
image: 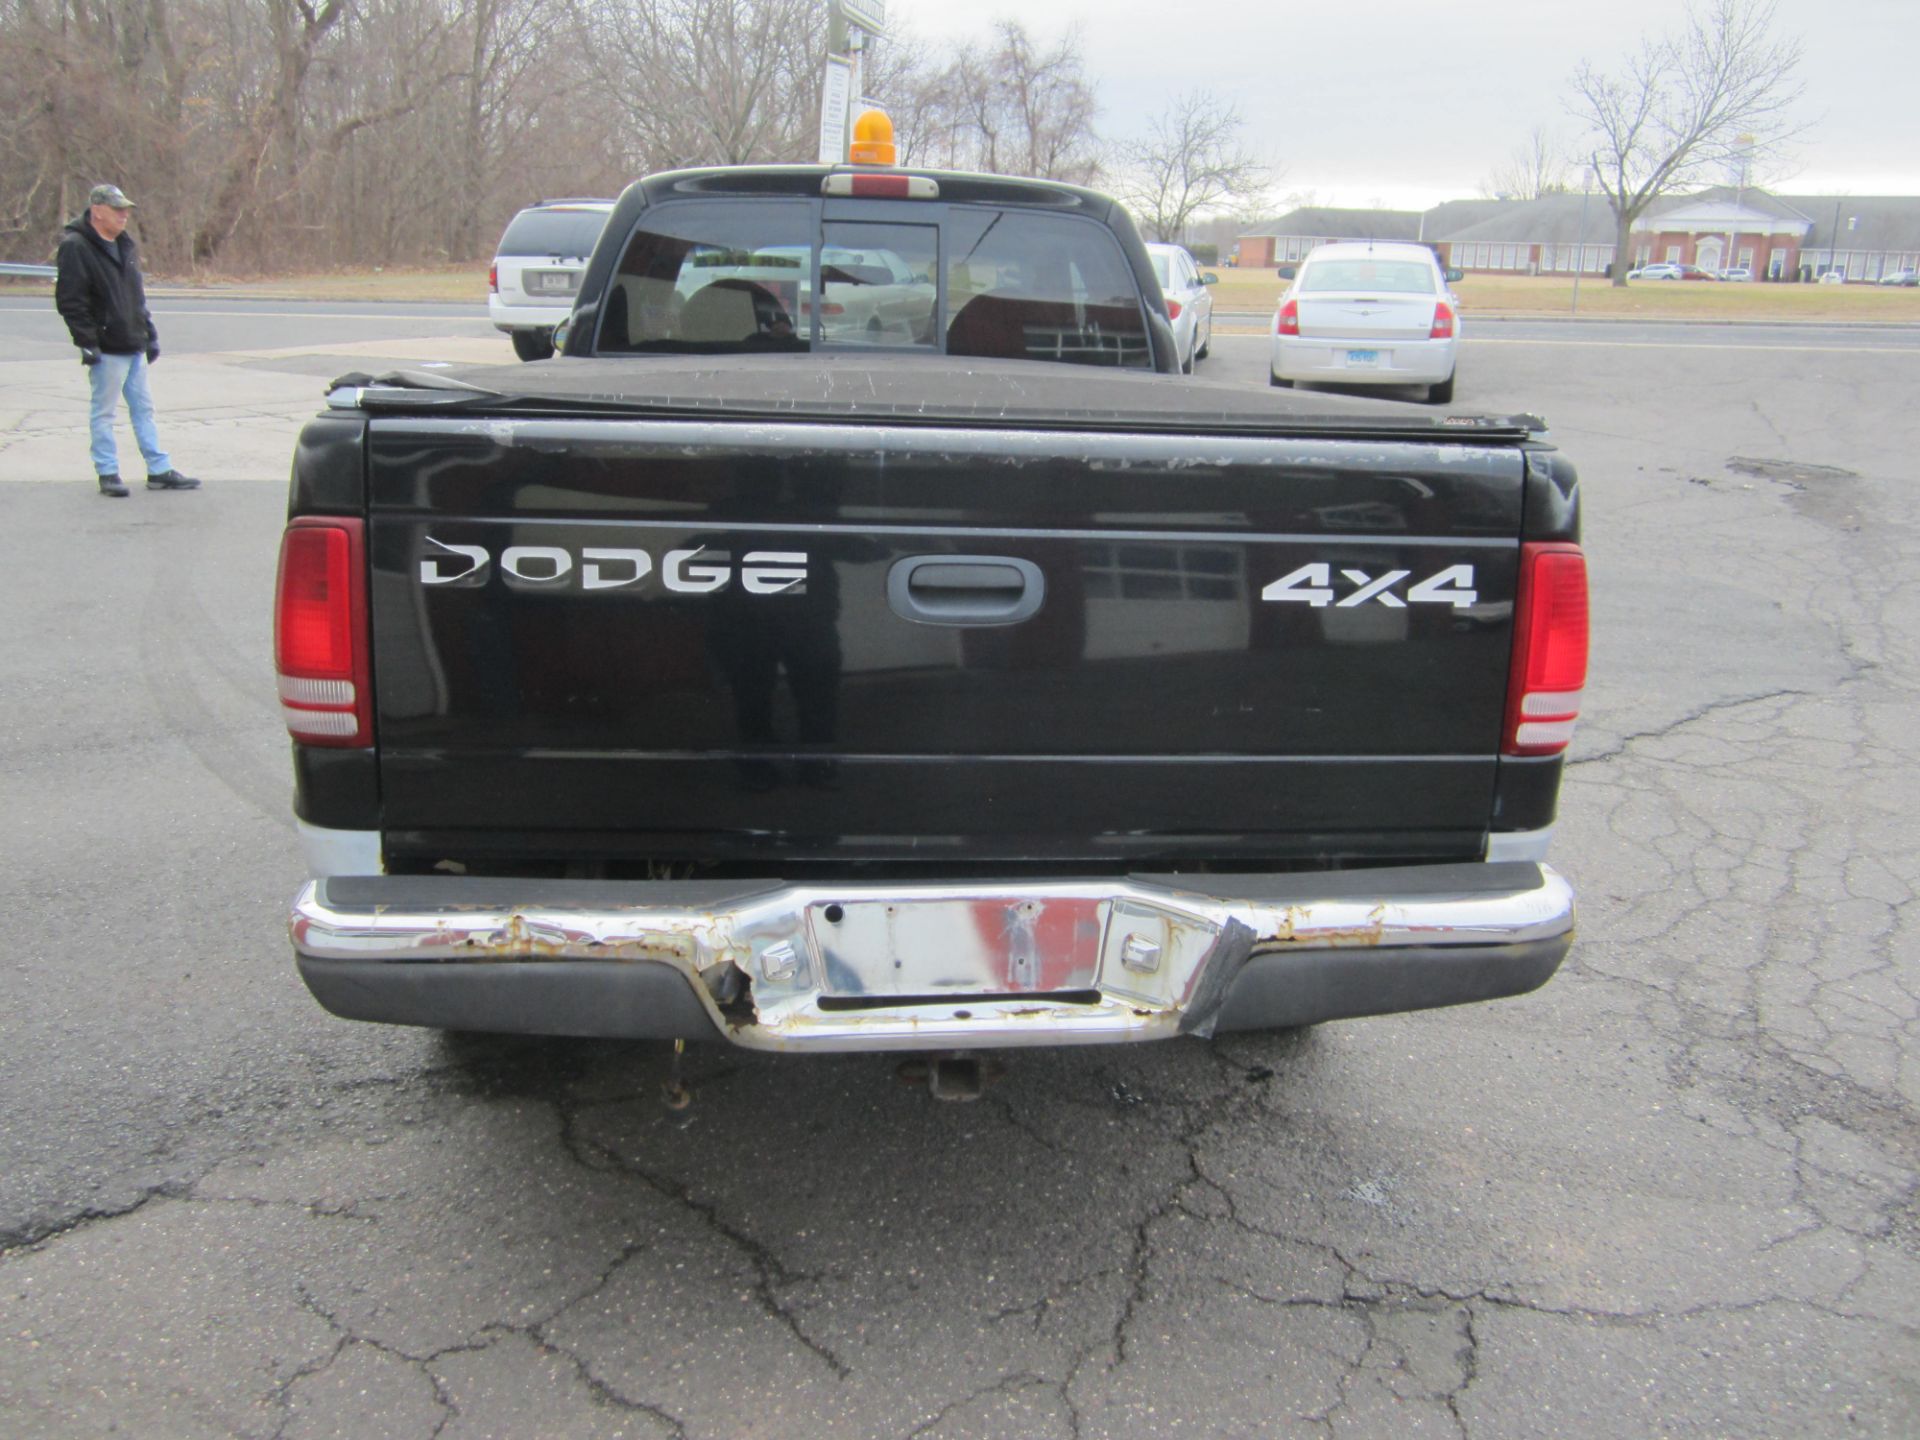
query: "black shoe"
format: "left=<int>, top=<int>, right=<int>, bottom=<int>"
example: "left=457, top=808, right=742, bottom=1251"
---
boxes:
left=146, top=470, right=200, bottom=490
left=97, top=474, right=128, bottom=498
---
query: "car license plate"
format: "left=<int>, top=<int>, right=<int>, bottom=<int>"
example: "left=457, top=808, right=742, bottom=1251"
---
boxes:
left=1346, top=349, right=1380, bottom=367
left=532, top=271, right=576, bottom=296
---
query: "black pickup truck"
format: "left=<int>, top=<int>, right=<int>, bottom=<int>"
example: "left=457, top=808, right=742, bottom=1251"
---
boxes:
left=276, top=162, right=1586, bottom=1069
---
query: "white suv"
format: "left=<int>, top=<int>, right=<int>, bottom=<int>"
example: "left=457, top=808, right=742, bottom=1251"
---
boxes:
left=489, top=200, right=615, bottom=360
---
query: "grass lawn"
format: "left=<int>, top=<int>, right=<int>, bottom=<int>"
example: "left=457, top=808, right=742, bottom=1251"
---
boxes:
left=176, top=265, right=491, bottom=303
left=1205, top=266, right=1920, bottom=321
left=11, top=261, right=1918, bottom=321
left=1, top=265, right=490, bottom=304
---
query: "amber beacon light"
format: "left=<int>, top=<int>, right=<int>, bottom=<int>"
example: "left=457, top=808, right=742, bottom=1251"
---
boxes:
left=850, top=109, right=896, bottom=166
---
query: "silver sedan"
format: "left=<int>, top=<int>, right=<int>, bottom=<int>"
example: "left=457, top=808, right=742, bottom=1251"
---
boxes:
left=1145, top=243, right=1216, bottom=373
left=1269, top=241, right=1459, bottom=403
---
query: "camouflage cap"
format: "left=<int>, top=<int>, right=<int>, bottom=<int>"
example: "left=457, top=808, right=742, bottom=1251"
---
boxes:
left=88, top=183, right=136, bottom=209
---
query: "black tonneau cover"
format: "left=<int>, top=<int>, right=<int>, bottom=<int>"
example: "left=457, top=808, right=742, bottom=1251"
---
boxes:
left=331, top=355, right=1543, bottom=439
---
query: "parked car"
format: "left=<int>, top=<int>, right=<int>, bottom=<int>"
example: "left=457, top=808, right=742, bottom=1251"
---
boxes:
left=1818, top=268, right=1848, bottom=285
left=1144, top=242, right=1216, bottom=373
left=1627, top=262, right=1717, bottom=281
left=490, top=199, right=616, bottom=360
left=1269, top=241, right=1458, bottom=403
left=1877, top=269, right=1918, bottom=287
left=1718, top=266, right=1752, bottom=282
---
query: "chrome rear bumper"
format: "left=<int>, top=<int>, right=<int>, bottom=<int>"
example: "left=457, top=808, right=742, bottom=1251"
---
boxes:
left=290, top=863, right=1574, bottom=1052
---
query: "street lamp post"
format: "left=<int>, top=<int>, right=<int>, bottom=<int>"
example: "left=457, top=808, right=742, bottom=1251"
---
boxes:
left=1829, top=195, right=1842, bottom=280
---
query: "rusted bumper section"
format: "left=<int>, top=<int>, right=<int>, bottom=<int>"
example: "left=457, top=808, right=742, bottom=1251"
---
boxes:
left=290, top=863, right=1574, bottom=1052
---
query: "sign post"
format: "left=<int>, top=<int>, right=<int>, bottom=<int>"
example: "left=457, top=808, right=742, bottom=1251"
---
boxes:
left=817, top=54, right=853, bottom=165
left=820, top=0, right=887, bottom=164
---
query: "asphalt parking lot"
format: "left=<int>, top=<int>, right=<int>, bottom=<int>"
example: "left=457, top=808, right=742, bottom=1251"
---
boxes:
left=1, top=298, right=1916, bottom=1438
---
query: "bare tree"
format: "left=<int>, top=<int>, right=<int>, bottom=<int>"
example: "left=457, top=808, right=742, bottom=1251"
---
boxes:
left=1567, top=0, right=1804, bottom=285
left=864, top=26, right=950, bottom=169
left=0, top=0, right=618, bottom=270
left=573, top=0, right=823, bottom=172
left=894, top=21, right=1098, bottom=183
left=1479, top=125, right=1570, bottom=200
left=1113, top=90, right=1268, bottom=243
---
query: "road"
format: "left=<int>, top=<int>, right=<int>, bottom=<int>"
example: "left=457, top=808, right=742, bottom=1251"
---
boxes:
left=2, top=296, right=1916, bottom=1438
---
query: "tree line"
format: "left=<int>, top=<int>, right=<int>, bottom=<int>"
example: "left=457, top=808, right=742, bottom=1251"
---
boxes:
left=0, top=0, right=1133, bottom=271
left=2, top=0, right=1799, bottom=285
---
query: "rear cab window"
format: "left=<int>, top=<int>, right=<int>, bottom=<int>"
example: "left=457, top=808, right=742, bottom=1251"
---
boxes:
left=593, top=196, right=1151, bottom=367
left=946, top=209, right=1150, bottom=367
left=496, top=208, right=611, bottom=258
left=1300, top=259, right=1438, bottom=294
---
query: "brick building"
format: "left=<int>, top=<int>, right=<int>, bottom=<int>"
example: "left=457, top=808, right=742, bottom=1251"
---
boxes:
left=1237, top=187, right=1920, bottom=281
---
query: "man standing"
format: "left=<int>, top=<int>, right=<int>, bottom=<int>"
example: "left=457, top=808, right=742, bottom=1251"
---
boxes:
left=54, top=183, right=197, bottom=498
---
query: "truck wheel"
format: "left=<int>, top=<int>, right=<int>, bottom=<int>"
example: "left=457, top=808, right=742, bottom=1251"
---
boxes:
left=1426, top=372, right=1455, bottom=405
left=512, top=329, right=554, bottom=362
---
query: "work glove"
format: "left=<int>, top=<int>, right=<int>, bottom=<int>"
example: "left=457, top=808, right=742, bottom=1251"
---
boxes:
left=145, top=343, right=160, bottom=364
left=80, top=347, right=100, bottom=367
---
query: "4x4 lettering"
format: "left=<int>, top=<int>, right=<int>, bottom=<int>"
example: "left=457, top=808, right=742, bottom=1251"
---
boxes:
left=1336, top=568, right=1410, bottom=608
left=1406, top=564, right=1478, bottom=608
left=1261, top=562, right=1477, bottom=609
left=1260, top=563, right=1335, bottom=606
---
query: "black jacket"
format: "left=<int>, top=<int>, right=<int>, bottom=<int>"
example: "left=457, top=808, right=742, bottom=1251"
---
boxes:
left=55, top=214, right=157, bottom=355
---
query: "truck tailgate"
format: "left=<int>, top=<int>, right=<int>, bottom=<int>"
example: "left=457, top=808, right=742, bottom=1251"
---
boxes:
left=365, top=417, right=1524, bottom=867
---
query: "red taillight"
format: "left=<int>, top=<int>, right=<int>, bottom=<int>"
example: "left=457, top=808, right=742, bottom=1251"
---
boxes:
left=274, top=518, right=372, bottom=747
left=1430, top=301, right=1455, bottom=339
left=489, top=262, right=498, bottom=293
left=1166, top=299, right=1183, bottom=320
left=1276, top=298, right=1299, bottom=335
left=1504, top=542, right=1588, bottom=756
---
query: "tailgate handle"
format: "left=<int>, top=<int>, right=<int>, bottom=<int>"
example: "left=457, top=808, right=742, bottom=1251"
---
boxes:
left=888, top=555, right=1044, bottom=626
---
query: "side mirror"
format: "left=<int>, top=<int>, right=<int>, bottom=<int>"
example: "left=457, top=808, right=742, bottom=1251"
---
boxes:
left=1200, top=272, right=1218, bottom=285
left=551, top=316, right=572, bottom=352
left=1277, top=265, right=1297, bottom=280
left=1444, top=268, right=1465, bottom=284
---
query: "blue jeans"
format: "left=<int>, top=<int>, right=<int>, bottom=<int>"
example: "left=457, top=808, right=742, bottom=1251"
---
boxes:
left=88, top=351, right=172, bottom=479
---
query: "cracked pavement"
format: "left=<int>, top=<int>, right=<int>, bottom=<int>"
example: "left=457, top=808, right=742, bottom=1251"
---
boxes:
left=0, top=304, right=1915, bottom=1436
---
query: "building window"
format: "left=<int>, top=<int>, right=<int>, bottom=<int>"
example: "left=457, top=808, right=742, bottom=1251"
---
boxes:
left=1665, top=244, right=1682, bottom=262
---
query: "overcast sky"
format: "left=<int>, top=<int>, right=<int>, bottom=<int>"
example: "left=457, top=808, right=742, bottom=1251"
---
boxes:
left=877, top=0, right=1916, bottom=210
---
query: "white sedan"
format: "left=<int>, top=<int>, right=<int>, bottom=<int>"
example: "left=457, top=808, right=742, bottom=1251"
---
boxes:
left=1144, top=243, right=1215, bottom=373
left=1270, top=242, right=1459, bottom=403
